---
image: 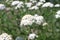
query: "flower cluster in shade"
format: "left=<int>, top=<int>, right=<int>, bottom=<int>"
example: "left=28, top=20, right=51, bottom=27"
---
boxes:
left=55, top=10, right=60, bottom=18
left=20, top=14, right=47, bottom=26
left=0, top=33, right=12, bottom=40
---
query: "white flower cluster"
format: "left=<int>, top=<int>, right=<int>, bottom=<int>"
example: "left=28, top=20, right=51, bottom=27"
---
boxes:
left=55, top=10, right=60, bottom=18
left=20, top=14, right=34, bottom=26
left=34, top=14, right=47, bottom=26
left=28, top=33, right=38, bottom=40
left=34, top=14, right=44, bottom=25
left=0, top=33, right=12, bottom=40
left=10, top=0, right=60, bottom=10
left=54, top=4, right=60, bottom=7
left=11, top=1, right=24, bottom=9
left=42, top=2, right=54, bottom=7
left=0, top=4, right=6, bottom=10
left=0, top=0, right=60, bottom=11
left=20, top=14, right=47, bottom=26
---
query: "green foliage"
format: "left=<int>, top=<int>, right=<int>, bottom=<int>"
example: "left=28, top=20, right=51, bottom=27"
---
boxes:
left=0, top=7, right=60, bottom=40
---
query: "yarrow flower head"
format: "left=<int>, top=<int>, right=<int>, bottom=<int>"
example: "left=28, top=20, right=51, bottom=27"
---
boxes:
left=0, top=33, right=12, bottom=40
left=20, top=14, right=34, bottom=26
left=0, top=4, right=6, bottom=10
left=15, top=2, right=24, bottom=9
left=55, top=10, right=60, bottom=18
left=34, top=14, right=44, bottom=25
left=42, top=2, right=54, bottom=7
left=20, top=14, right=47, bottom=26
left=11, top=1, right=20, bottom=6
left=56, top=10, right=60, bottom=15
left=55, top=4, right=60, bottom=7
left=11, top=1, right=24, bottom=9
left=28, top=33, right=38, bottom=40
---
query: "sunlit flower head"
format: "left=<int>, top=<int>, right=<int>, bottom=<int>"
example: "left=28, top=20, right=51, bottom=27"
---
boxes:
left=55, top=4, right=60, bottom=7
left=55, top=10, right=60, bottom=18
left=0, top=33, right=12, bottom=40
left=20, top=14, right=34, bottom=26
left=11, top=1, right=20, bottom=6
left=15, top=3, right=24, bottom=9
left=42, top=2, right=54, bottom=7
left=56, top=10, right=60, bottom=15
left=55, top=15, right=60, bottom=18
left=34, top=14, right=44, bottom=25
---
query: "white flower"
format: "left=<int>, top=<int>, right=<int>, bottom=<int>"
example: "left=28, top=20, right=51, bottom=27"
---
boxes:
left=30, top=0, right=37, bottom=3
left=55, top=4, right=60, bottom=7
left=42, top=2, right=54, bottom=7
left=0, top=33, right=12, bottom=40
left=55, top=14, right=60, bottom=18
left=55, top=10, right=60, bottom=18
left=11, top=1, right=20, bottom=6
left=15, top=3, right=24, bottom=9
left=0, top=4, right=6, bottom=10
left=20, top=14, right=47, bottom=26
left=25, top=2, right=32, bottom=8
left=36, top=2, right=43, bottom=6
left=39, top=0, right=46, bottom=2
left=14, top=1, right=24, bottom=9
left=20, top=14, right=34, bottom=26
left=56, top=10, right=60, bottom=15
left=28, top=33, right=38, bottom=40
left=34, top=14, right=45, bottom=25
left=29, top=6, right=39, bottom=10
